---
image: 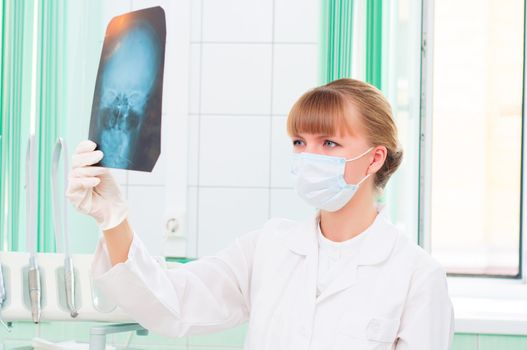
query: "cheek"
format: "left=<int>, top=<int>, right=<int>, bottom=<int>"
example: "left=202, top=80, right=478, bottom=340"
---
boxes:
left=343, top=162, right=356, bottom=184
left=342, top=161, right=365, bottom=184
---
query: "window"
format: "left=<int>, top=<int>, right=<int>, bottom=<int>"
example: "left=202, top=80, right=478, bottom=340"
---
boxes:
left=425, top=0, right=525, bottom=277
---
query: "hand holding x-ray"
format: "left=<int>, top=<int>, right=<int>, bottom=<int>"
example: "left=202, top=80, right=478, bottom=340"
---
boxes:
left=66, top=140, right=129, bottom=231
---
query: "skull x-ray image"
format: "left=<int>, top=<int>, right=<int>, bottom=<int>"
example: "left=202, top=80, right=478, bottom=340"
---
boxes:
left=89, top=6, right=166, bottom=172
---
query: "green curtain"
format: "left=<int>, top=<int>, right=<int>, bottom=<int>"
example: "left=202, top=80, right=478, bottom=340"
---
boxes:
left=1, top=0, right=104, bottom=254
left=365, top=0, right=383, bottom=89
left=320, top=0, right=384, bottom=90
left=34, top=0, right=68, bottom=253
left=0, top=0, right=68, bottom=253
left=0, top=0, right=36, bottom=251
left=320, top=0, right=355, bottom=83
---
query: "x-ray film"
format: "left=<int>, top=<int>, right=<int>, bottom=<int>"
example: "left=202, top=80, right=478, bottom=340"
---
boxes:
left=89, top=6, right=166, bottom=172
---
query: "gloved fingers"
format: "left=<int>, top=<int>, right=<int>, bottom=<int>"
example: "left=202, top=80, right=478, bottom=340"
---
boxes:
left=71, top=150, right=104, bottom=169
left=66, top=176, right=101, bottom=194
left=71, top=166, right=108, bottom=178
left=75, top=140, right=98, bottom=154
left=77, top=192, right=96, bottom=214
left=67, top=188, right=94, bottom=214
left=66, top=177, right=97, bottom=213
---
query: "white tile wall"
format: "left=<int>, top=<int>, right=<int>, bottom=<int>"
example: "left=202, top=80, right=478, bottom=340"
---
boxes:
left=127, top=185, right=166, bottom=254
left=186, top=186, right=199, bottom=257
left=272, top=44, right=319, bottom=114
left=197, top=187, right=269, bottom=256
left=269, top=188, right=316, bottom=220
left=202, top=0, right=273, bottom=42
left=274, top=0, right=320, bottom=43
left=270, top=116, right=295, bottom=187
left=188, top=44, right=201, bottom=114
left=187, top=115, right=200, bottom=187
left=190, top=0, right=203, bottom=42
left=199, top=116, right=270, bottom=187
left=200, top=44, right=272, bottom=115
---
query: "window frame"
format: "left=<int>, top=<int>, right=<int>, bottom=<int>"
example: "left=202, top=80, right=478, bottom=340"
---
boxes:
left=419, top=0, right=527, bottom=284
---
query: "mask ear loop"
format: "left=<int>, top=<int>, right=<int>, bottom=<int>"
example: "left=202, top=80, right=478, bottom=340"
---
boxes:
left=350, top=146, right=375, bottom=186
left=357, top=172, right=372, bottom=186
left=345, top=146, right=374, bottom=162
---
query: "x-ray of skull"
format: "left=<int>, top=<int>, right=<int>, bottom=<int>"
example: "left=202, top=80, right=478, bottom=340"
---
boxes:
left=89, top=6, right=166, bottom=172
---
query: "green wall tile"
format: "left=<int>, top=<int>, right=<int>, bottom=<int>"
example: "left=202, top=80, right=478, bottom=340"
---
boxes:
left=3, top=340, right=33, bottom=349
left=115, top=330, right=187, bottom=347
left=1, top=321, right=188, bottom=348
left=8, top=324, right=527, bottom=350
left=452, top=334, right=478, bottom=350
left=188, top=323, right=248, bottom=347
left=479, top=334, right=527, bottom=350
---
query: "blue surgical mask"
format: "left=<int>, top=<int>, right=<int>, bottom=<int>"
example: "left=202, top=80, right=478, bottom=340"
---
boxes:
left=291, top=147, right=374, bottom=212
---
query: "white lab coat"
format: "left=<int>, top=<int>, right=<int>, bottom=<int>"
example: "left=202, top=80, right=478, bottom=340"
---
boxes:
left=91, top=205, right=454, bottom=349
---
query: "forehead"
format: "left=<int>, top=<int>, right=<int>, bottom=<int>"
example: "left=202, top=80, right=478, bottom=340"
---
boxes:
left=287, top=90, right=366, bottom=139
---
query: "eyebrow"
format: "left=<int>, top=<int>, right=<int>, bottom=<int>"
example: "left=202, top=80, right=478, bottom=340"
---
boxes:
left=292, top=133, right=336, bottom=138
left=291, top=134, right=347, bottom=144
left=315, top=134, right=342, bottom=140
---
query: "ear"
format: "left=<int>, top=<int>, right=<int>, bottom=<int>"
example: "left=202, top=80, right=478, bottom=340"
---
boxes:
left=367, top=146, right=387, bottom=175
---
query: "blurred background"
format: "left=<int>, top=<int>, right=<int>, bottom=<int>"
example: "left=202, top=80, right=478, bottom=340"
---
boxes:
left=0, top=0, right=526, bottom=349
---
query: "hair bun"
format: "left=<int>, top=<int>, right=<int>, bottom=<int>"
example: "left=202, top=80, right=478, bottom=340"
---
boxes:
left=376, top=147, right=404, bottom=190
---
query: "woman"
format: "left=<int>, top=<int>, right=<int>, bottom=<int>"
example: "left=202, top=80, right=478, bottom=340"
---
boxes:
left=67, top=78, right=454, bottom=349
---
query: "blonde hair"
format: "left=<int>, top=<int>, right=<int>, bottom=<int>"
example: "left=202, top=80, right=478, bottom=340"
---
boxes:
left=287, top=78, right=403, bottom=193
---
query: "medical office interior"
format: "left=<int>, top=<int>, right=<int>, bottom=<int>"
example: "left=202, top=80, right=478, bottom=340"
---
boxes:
left=0, top=0, right=525, bottom=349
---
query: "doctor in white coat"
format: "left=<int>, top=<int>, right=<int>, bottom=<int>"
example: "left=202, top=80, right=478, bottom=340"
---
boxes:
left=67, top=78, right=454, bottom=349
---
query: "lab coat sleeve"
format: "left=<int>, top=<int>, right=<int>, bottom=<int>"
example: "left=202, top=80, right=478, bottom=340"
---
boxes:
left=395, top=260, right=455, bottom=350
left=90, top=229, right=261, bottom=338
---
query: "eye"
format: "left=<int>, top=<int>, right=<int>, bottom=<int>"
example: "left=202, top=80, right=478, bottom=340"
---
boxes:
left=323, top=140, right=339, bottom=148
left=292, top=139, right=305, bottom=147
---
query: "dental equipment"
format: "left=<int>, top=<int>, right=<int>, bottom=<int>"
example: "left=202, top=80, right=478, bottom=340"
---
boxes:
left=51, top=137, right=78, bottom=318
left=26, top=135, right=41, bottom=323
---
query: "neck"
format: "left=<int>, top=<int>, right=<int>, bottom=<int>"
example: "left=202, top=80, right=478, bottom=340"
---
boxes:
left=319, top=186, right=378, bottom=242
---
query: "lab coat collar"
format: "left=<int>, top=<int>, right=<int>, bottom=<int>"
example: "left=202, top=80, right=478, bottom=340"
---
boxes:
left=281, top=202, right=398, bottom=266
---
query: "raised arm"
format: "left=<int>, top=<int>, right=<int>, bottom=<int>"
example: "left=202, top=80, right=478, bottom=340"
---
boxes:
left=66, top=140, right=259, bottom=337
left=91, top=226, right=260, bottom=338
left=102, top=218, right=133, bottom=266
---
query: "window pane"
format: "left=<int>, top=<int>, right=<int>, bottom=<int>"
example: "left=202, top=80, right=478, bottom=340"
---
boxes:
left=430, top=0, right=524, bottom=276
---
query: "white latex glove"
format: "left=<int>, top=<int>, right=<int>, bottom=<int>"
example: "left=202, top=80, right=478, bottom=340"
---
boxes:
left=66, top=140, right=128, bottom=231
